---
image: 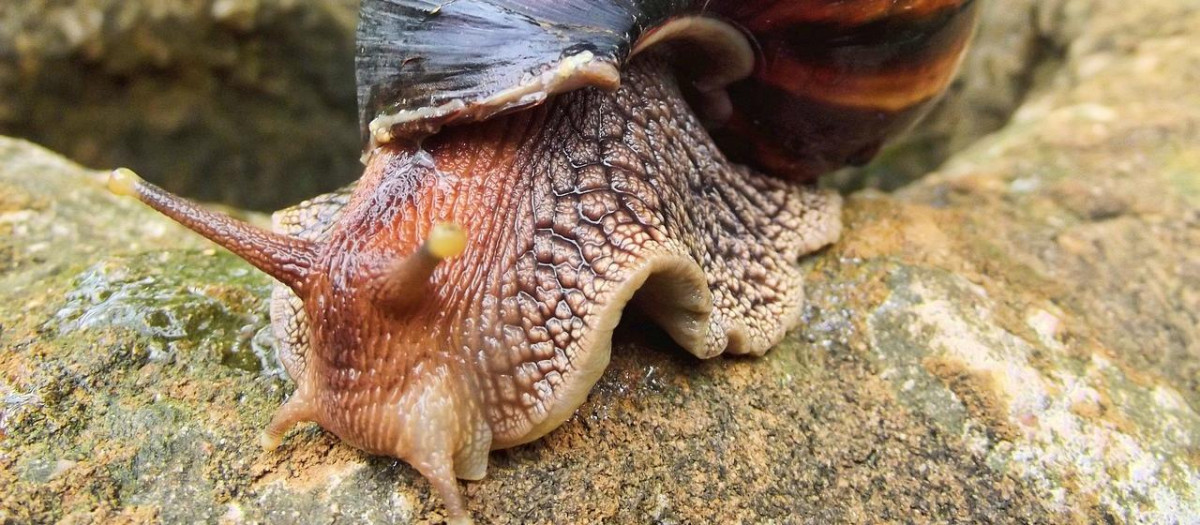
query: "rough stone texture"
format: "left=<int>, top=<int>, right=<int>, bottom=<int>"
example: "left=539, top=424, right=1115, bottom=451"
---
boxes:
left=3, top=0, right=1200, bottom=524
left=0, top=0, right=360, bottom=211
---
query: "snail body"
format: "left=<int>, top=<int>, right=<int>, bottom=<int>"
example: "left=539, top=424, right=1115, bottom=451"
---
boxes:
left=109, top=0, right=978, bottom=521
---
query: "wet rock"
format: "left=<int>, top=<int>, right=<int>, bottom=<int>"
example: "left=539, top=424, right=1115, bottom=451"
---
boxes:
left=0, top=0, right=360, bottom=211
left=2, top=0, right=1199, bottom=523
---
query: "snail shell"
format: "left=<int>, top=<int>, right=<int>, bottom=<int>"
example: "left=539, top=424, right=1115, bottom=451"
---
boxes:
left=108, top=0, right=978, bottom=522
left=358, top=0, right=979, bottom=178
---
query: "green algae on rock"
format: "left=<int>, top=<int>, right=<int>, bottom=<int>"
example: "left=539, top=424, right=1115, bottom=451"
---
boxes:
left=0, top=139, right=1050, bottom=524
left=55, top=252, right=277, bottom=374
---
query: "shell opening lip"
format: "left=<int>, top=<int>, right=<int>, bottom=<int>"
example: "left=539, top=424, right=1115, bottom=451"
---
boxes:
left=367, top=51, right=621, bottom=151
left=365, top=16, right=754, bottom=150
left=630, top=16, right=754, bottom=128
left=630, top=16, right=755, bottom=91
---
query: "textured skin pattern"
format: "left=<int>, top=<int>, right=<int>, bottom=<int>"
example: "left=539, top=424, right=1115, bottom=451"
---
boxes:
left=459, top=57, right=842, bottom=443
left=111, top=3, right=979, bottom=521
left=271, top=190, right=351, bottom=382
left=265, top=55, right=839, bottom=518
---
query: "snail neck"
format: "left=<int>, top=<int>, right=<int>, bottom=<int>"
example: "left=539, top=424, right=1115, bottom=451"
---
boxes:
left=337, top=55, right=747, bottom=448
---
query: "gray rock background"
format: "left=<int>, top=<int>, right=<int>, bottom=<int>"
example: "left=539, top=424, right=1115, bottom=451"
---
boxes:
left=0, top=0, right=360, bottom=211
left=2, top=0, right=1199, bottom=523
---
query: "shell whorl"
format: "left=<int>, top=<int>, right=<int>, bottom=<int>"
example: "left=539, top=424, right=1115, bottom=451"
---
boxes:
left=357, top=0, right=979, bottom=178
left=710, top=0, right=981, bottom=180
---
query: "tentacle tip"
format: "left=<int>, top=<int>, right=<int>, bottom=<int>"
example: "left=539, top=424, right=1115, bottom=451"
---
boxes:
left=259, top=431, right=282, bottom=451
left=427, top=222, right=467, bottom=260
left=107, top=168, right=143, bottom=197
left=446, top=516, right=474, bottom=525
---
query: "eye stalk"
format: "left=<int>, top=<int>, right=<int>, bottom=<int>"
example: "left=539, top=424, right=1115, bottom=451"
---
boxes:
left=106, top=168, right=319, bottom=294
left=107, top=168, right=142, bottom=197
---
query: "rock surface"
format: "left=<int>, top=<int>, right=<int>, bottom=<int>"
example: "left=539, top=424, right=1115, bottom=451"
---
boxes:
left=0, top=0, right=360, bottom=211
left=3, top=0, right=1200, bottom=523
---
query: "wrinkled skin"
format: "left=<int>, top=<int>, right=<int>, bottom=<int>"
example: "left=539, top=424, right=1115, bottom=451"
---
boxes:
left=114, top=54, right=841, bottom=522
left=268, top=55, right=842, bottom=519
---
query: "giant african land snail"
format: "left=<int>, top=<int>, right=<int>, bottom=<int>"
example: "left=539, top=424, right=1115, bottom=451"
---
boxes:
left=107, top=0, right=978, bottom=521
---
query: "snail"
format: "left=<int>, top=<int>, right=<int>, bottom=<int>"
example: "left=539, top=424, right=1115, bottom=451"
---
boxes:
left=107, top=0, right=978, bottom=521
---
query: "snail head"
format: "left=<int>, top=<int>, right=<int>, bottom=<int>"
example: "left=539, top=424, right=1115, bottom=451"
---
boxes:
left=107, top=165, right=492, bottom=519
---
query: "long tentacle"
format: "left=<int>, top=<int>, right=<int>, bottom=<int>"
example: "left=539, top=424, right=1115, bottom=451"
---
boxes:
left=108, top=168, right=318, bottom=292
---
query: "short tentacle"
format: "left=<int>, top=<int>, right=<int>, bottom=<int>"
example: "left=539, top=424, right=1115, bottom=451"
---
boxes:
left=260, top=393, right=317, bottom=450
left=369, top=222, right=467, bottom=312
left=415, top=455, right=472, bottom=525
left=108, top=168, right=318, bottom=292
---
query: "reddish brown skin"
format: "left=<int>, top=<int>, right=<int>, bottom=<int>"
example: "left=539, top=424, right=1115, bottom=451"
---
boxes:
left=122, top=56, right=843, bottom=521
left=113, top=1, right=979, bottom=521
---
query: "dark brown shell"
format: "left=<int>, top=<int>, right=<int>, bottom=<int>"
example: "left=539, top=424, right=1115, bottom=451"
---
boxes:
left=356, top=0, right=979, bottom=178
left=709, top=0, right=981, bottom=180
left=356, top=0, right=689, bottom=141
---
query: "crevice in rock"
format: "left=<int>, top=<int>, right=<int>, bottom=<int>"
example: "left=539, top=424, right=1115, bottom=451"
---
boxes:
left=825, top=1, right=1075, bottom=194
